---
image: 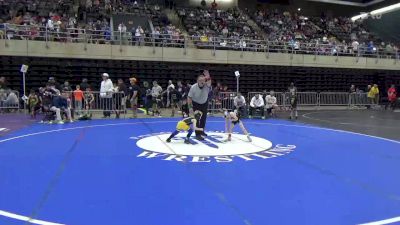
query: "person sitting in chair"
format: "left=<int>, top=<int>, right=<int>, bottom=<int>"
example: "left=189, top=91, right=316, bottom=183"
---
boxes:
left=234, top=92, right=247, bottom=118
left=51, top=91, right=73, bottom=124
left=265, top=90, right=279, bottom=117
left=249, top=94, right=265, bottom=119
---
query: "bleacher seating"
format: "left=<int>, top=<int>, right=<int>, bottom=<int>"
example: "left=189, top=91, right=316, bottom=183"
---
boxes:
left=177, top=7, right=258, bottom=39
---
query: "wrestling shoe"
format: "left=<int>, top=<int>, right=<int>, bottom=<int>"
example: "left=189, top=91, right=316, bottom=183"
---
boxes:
left=184, top=138, right=190, bottom=144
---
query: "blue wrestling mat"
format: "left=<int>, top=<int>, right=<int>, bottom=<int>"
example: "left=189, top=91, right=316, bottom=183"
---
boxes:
left=0, top=118, right=399, bottom=225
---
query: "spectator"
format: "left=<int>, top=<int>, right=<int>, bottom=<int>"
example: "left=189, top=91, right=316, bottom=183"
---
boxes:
left=48, top=77, right=61, bottom=91
left=0, top=88, right=7, bottom=110
left=28, top=89, right=39, bottom=118
left=165, top=80, right=175, bottom=108
left=51, top=91, right=73, bottom=124
left=80, top=78, right=90, bottom=91
left=118, top=23, right=127, bottom=33
left=265, top=90, right=278, bottom=117
left=368, top=84, right=379, bottom=106
left=4, top=89, right=18, bottom=106
left=349, top=84, right=357, bottom=107
left=84, top=86, right=94, bottom=112
left=143, top=81, right=152, bottom=115
left=176, top=80, right=184, bottom=109
left=288, top=82, right=298, bottom=120
left=169, top=86, right=180, bottom=117
left=151, top=80, right=163, bottom=117
left=367, top=41, right=376, bottom=54
left=349, top=84, right=356, bottom=93
left=249, top=94, right=264, bottom=119
left=0, top=76, right=7, bottom=89
left=233, top=92, right=246, bottom=117
left=117, top=78, right=128, bottom=111
left=387, top=84, right=397, bottom=110
left=351, top=40, right=359, bottom=55
left=112, top=82, right=123, bottom=119
left=100, top=73, right=113, bottom=118
left=135, top=25, right=144, bottom=46
left=61, top=81, right=72, bottom=92
left=128, top=77, right=139, bottom=118
left=73, top=85, right=84, bottom=116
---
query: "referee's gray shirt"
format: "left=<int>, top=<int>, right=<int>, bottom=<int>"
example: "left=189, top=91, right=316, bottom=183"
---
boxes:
left=188, top=83, right=210, bottom=104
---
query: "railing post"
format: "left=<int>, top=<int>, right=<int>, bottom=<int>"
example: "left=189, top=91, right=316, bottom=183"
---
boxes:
left=45, top=26, right=49, bottom=48
left=314, top=43, right=317, bottom=61
left=290, top=44, right=294, bottom=60
left=336, top=47, right=339, bottom=62
left=212, top=38, right=216, bottom=56
left=183, top=35, right=187, bottom=55
left=119, top=30, right=122, bottom=52
left=240, top=41, right=244, bottom=58
left=4, top=23, right=8, bottom=47
left=152, top=34, right=156, bottom=54
left=356, top=47, right=360, bottom=62
left=84, top=29, right=87, bottom=51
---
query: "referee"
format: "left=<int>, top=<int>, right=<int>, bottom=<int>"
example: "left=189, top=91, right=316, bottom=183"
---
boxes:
left=188, top=71, right=212, bottom=140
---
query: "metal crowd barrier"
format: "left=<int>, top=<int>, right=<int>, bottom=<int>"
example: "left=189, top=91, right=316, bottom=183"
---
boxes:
left=235, top=92, right=378, bottom=111
left=66, top=91, right=127, bottom=116
left=349, top=93, right=374, bottom=106
left=208, top=92, right=236, bottom=114
left=0, top=90, right=20, bottom=110
left=320, top=92, right=350, bottom=106
left=295, top=92, right=319, bottom=106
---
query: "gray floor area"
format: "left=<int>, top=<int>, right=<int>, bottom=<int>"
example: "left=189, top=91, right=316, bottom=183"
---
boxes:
left=297, top=110, right=400, bottom=141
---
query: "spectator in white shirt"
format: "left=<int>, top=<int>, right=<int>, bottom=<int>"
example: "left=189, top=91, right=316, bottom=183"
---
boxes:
left=222, top=27, right=228, bottom=37
left=351, top=40, right=359, bottom=55
left=265, top=90, right=278, bottom=117
left=151, top=81, right=163, bottom=117
left=118, top=23, right=127, bottom=33
left=4, top=89, right=18, bottom=108
left=135, top=26, right=144, bottom=46
left=100, top=73, right=113, bottom=118
left=234, top=92, right=246, bottom=117
left=165, top=80, right=175, bottom=107
left=47, top=18, right=54, bottom=31
left=249, top=94, right=264, bottom=119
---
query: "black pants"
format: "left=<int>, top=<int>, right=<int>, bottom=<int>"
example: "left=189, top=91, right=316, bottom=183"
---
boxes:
left=102, top=97, right=112, bottom=117
left=192, top=101, right=208, bottom=136
left=236, top=106, right=247, bottom=118
left=250, top=106, right=264, bottom=117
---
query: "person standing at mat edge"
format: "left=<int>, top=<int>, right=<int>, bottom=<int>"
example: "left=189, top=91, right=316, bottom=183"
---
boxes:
left=100, top=73, right=113, bottom=118
left=188, top=71, right=212, bottom=140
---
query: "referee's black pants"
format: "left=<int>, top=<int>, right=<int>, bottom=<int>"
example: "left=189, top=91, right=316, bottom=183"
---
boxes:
left=192, top=101, right=208, bottom=136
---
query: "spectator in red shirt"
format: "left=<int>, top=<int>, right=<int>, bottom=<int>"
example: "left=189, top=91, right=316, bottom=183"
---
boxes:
left=387, top=84, right=397, bottom=110
left=73, top=85, right=84, bottom=116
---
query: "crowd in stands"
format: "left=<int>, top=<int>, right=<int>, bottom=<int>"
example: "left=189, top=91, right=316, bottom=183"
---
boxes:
left=177, top=7, right=261, bottom=48
left=0, top=0, right=184, bottom=45
left=250, top=8, right=399, bottom=56
left=0, top=76, right=20, bottom=112
left=311, top=15, right=398, bottom=57
left=0, top=0, right=398, bottom=56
